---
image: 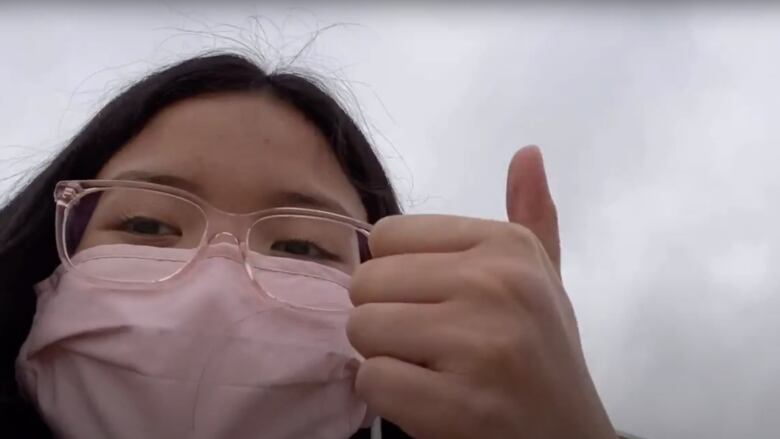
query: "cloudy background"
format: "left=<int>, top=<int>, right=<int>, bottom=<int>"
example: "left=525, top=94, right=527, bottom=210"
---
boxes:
left=2, top=3, right=779, bottom=438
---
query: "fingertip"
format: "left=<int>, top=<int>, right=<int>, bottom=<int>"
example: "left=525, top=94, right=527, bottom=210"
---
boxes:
left=345, top=304, right=368, bottom=353
left=509, top=145, right=547, bottom=184
left=509, top=145, right=542, bottom=169
left=348, top=260, right=371, bottom=307
left=353, top=356, right=385, bottom=403
left=367, top=214, right=401, bottom=259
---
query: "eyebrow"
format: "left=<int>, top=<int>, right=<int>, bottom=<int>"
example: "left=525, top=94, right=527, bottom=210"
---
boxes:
left=112, top=170, right=202, bottom=194
left=267, top=190, right=353, bottom=218
left=111, top=171, right=353, bottom=218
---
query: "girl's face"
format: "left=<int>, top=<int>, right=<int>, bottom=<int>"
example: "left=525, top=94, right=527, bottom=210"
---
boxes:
left=96, top=92, right=367, bottom=222
left=16, top=94, right=374, bottom=439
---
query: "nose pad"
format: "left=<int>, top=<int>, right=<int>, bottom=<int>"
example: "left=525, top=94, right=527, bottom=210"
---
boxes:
left=206, top=232, right=256, bottom=282
left=208, top=232, right=240, bottom=246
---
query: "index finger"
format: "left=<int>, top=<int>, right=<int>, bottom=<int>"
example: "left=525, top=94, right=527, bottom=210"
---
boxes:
left=368, top=214, right=509, bottom=258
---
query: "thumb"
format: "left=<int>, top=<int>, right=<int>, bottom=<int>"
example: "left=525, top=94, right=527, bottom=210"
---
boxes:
left=506, top=145, right=561, bottom=275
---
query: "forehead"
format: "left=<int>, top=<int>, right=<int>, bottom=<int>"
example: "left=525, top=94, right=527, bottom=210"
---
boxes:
left=96, top=92, right=367, bottom=221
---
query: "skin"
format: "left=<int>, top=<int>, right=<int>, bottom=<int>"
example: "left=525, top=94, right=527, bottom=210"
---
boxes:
left=95, top=92, right=616, bottom=438
left=96, top=91, right=367, bottom=221
left=348, top=147, right=618, bottom=438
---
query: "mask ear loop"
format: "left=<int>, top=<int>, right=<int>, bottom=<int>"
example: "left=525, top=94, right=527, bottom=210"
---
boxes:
left=371, top=417, right=382, bottom=439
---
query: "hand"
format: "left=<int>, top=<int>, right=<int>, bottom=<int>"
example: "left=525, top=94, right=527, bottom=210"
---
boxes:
left=347, top=146, right=617, bottom=439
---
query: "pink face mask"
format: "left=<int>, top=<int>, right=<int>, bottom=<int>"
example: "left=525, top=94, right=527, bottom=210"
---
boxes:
left=16, top=244, right=372, bottom=439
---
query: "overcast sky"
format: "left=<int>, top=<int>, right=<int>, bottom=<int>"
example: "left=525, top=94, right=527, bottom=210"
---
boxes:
left=2, top=3, right=779, bottom=439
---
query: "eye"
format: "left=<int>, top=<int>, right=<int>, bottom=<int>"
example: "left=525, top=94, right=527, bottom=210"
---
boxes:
left=270, top=239, right=337, bottom=261
left=119, top=216, right=180, bottom=236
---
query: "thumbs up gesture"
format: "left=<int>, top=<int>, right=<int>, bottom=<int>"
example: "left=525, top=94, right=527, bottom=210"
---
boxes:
left=347, top=146, right=618, bottom=438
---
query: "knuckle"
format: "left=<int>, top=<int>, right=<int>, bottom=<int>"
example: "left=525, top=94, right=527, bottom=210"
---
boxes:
left=479, top=254, right=557, bottom=317
left=457, top=262, right=507, bottom=301
left=458, top=256, right=534, bottom=308
left=486, top=257, right=528, bottom=292
left=502, top=223, right=539, bottom=250
left=468, top=330, right=524, bottom=373
left=463, top=392, right=507, bottom=433
left=500, top=224, right=552, bottom=266
left=510, top=267, right=554, bottom=311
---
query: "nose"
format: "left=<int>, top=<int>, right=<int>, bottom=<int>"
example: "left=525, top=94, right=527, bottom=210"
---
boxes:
left=205, top=232, right=255, bottom=282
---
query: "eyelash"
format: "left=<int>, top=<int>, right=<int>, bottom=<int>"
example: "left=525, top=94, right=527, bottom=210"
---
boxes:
left=116, top=215, right=180, bottom=236
left=273, top=239, right=341, bottom=261
left=106, top=215, right=343, bottom=262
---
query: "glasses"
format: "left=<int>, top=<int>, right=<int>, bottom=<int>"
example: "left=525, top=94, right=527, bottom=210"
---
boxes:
left=53, top=180, right=373, bottom=310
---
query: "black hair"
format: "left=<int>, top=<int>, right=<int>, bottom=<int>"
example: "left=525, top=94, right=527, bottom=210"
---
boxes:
left=0, top=52, right=401, bottom=436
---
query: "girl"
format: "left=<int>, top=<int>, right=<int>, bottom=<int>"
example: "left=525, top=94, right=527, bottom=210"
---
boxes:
left=0, top=53, right=621, bottom=438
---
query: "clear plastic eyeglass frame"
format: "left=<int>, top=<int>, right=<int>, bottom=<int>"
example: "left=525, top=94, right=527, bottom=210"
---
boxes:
left=53, top=179, right=373, bottom=289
